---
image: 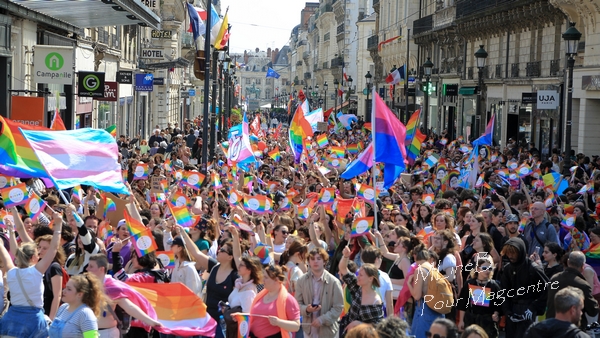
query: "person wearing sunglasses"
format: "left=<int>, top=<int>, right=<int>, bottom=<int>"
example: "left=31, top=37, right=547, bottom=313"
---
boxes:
left=456, top=256, right=501, bottom=338
left=426, top=318, right=459, bottom=338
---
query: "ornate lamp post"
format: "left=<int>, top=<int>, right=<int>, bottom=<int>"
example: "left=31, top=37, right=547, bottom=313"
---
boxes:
left=323, top=81, right=328, bottom=110
left=475, top=45, right=488, bottom=138
left=562, top=22, right=581, bottom=167
left=365, top=71, right=372, bottom=120
left=422, top=57, right=433, bottom=135
left=334, top=78, right=340, bottom=111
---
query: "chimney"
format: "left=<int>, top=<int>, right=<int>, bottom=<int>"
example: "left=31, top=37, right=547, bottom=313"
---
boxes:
left=267, top=48, right=272, bottom=58
left=255, top=47, right=260, bottom=53
left=244, top=50, right=249, bottom=64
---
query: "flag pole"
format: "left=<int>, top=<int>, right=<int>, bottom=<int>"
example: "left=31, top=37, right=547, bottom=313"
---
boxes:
left=370, top=87, right=378, bottom=244
left=201, top=0, right=212, bottom=172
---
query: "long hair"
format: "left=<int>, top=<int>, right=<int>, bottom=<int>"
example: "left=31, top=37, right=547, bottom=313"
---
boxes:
left=70, top=273, right=108, bottom=316
left=436, top=229, right=457, bottom=260
left=241, top=256, right=263, bottom=285
left=279, top=239, right=307, bottom=266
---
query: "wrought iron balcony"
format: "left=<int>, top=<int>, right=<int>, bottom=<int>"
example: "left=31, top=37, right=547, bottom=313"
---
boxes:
left=550, top=59, right=560, bottom=76
left=526, top=61, right=541, bottom=77
left=432, top=68, right=439, bottom=75
left=456, top=0, right=528, bottom=20
left=495, top=64, right=502, bottom=78
left=331, top=57, right=344, bottom=68
left=304, top=72, right=311, bottom=79
left=511, top=63, right=519, bottom=78
left=367, top=35, right=378, bottom=51
left=467, top=67, right=474, bottom=80
left=296, top=61, right=303, bottom=66
left=303, top=51, right=310, bottom=60
left=337, top=23, right=345, bottom=35
left=413, top=14, right=433, bottom=35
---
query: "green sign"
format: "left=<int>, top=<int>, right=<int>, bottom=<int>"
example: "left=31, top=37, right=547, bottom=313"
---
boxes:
left=45, top=52, right=64, bottom=71
left=78, top=71, right=105, bottom=98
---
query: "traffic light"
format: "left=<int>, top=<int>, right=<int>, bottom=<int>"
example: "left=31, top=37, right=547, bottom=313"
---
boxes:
left=194, top=50, right=206, bottom=80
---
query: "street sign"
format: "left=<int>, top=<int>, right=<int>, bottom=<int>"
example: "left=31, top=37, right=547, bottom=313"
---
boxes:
left=537, top=90, right=559, bottom=109
left=151, top=30, right=172, bottom=39
left=33, top=46, right=74, bottom=85
left=180, top=92, right=190, bottom=98
left=78, top=72, right=105, bottom=98
left=116, top=71, right=132, bottom=84
left=189, top=89, right=196, bottom=96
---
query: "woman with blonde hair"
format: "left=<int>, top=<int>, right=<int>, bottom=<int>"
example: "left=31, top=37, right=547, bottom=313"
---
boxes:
left=49, top=273, right=105, bottom=338
left=36, top=234, right=66, bottom=320
left=0, top=212, right=63, bottom=338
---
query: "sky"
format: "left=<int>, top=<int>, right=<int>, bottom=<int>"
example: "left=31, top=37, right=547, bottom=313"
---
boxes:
left=218, top=0, right=311, bottom=54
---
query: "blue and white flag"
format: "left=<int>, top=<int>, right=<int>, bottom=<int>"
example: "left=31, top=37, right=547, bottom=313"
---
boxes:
left=266, top=67, right=281, bottom=79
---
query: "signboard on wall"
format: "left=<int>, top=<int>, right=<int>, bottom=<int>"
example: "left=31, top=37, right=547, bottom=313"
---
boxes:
left=77, top=72, right=105, bottom=98
left=135, top=74, right=154, bottom=91
left=96, top=81, right=118, bottom=102
left=33, top=46, right=74, bottom=85
left=116, top=71, right=133, bottom=84
left=536, top=90, right=559, bottom=110
left=521, top=92, right=536, bottom=105
left=10, top=96, right=45, bottom=126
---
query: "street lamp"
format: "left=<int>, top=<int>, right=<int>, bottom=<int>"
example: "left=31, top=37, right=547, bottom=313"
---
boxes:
left=422, top=57, right=434, bottom=135
left=348, top=76, right=353, bottom=93
left=390, top=65, right=397, bottom=108
left=563, top=22, right=581, bottom=167
left=475, top=45, right=488, bottom=138
left=323, top=81, right=328, bottom=110
left=365, top=71, right=372, bottom=120
left=334, top=78, right=340, bottom=111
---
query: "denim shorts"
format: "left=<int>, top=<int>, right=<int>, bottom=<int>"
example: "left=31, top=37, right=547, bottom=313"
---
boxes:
left=0, top=305, right=48, bottom=338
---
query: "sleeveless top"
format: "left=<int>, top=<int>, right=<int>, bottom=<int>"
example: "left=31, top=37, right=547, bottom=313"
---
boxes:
left=388, top=259, right=405, bottom=280
left=206, top=264, right=238, bottom=321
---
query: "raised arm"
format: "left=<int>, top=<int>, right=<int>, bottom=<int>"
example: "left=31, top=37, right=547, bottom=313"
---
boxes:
left=12, top=207, right=33, bottom=243
left=176, top=225, right=210, bottom=271
left=374, top=231, right=399, bottom=261
left=35, top=212, right=63, bottom=274
left=228, top=225, right=242, bottom=269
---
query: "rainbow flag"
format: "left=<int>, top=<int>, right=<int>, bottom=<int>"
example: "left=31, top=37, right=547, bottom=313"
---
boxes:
left=169, top=189, right=190, bottom=208
left=156, top=251, right=176, bottom=269
left=232, top=214, right=254, bottom=233
left=105, top=125, right=117, bottom=138
left=289, top=99, right=314, bottom=163
left=168, top=203, right=195, bottom=227
left=318, top=187, right=335, bottom=204
left=182, top=171, right=205, bottom=191
left=72, top=185, right=84, bottom=203
left=211, top=172, right=223, bottom=190
left=519, top=217, right=528, bottom=232
left=127, top=282, right=217, bottom=337
left=545, top=191, right=556, bottom=208
left=0, top=174, right=12, bottom=189
left=243, top=195, right=269, bottom=214
left=356, top=183, right=376, bottom=201
left=347, top=144, right=360, bottom=154
left=124, top=208, right=147, bottom=235
left=228, top=190, right=243, bottom=207
left=0, top=182, right=29, bottom=208
left=133, top=163, right=149, bottom=180
left=268, top=147, right=281, bottom=162
left=24, top=193, right=46, bottom=221
left=0, top=116, right=48, bottom=178
left=446, top=170, right=460, bottom=187
left=132, top=227, right=158, bottom=257
left=517, top=163, right=532, bottom=177
left=101, top=193, right=116, bottom=220
left=422, top=193, right=434, bottom=205
left=163, top=159, right=172, bottom=172
left=316, top=133, right=329, bottom=148
left=340, top=286, right=352, bottom=318
left=404, top=109, right=425, bottom=165
left=99, top=220, right=113, bottom=241
left=351, top=217, right=373, bottom=237
left=50, top=110, right=67, bottom=131
left=235, top=314, right=250, bottom=338
left=468, top=285, right=491, bottom=307
left=122, top=169, right=128, bottom=183
left=578, top=182, right=594, bottom=195
left=329, top=146, right=345, bottom=158
left=562, top=214, right=576, bottom=229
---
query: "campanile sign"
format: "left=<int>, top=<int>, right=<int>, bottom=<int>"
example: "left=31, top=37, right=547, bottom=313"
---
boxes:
left=33, top=46, right=74, bottom=85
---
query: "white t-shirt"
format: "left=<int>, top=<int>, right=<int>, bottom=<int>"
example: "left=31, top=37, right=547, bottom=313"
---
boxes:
left=8, top=266, right=44, bottom=308
left=273, top=242, right=286, bottom=254
left=228, top=287, right=257, bottom=313
left=378, top=271, right=393, bottom=308
left=438, top=254, right=457, bottom=282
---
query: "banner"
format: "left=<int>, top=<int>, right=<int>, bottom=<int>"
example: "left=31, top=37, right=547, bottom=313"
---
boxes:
left=78, top=72, right=105, bottom=98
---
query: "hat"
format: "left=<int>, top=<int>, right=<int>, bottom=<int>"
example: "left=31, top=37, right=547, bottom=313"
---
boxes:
left=505, top=214, right=519, bottom=223
left=254, top=242, right=272, bottom=265
left=117, top=219, right=127, bottom=230
left=172, top=237, right=185, bottom=247
left=195, top=218, right=208, bottom=231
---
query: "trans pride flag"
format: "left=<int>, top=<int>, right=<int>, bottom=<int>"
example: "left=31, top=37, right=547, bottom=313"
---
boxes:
left=227, top=112, right=256, bottom=171
left=20, top=128, right=129, bottom=195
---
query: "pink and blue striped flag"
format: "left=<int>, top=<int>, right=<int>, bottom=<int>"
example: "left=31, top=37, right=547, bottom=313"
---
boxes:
left=372, top=88, right=407, bottom=188
left=472, top=114, right=495, bottom=147
left=19, top=128, right=129, bottom=195
left=226, top=112, right=256, bottom=172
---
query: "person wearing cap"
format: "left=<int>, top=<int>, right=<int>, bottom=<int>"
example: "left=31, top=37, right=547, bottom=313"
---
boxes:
left=105, top=219, right=132, bottom=270
left=501, top=214, right=529, bottom=254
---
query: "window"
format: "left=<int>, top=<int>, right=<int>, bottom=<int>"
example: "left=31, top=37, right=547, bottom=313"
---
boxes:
left=245, top=78, right=251, bottom=84
left=256, top=79, right=261, bottom=85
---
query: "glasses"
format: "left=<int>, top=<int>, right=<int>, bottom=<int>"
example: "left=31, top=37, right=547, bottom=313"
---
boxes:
left=425, top=332, right=445, bottom=338
left=478, top=265, right=492, bottom=271
left=219, top=248, right=232, bottom=255
left=281, top=230, right=289, bottom=235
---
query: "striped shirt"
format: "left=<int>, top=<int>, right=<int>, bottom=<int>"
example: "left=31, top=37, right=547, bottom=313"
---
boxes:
left=53, top=304, right=98, bottom=337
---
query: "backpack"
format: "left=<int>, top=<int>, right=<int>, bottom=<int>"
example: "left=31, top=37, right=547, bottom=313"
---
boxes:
left=45, top=262, right=70, bottom=289
left=424, top=266, right=454, bottom=314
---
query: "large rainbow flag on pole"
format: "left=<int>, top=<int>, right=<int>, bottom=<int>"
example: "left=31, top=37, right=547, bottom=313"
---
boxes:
left=289, top=96, right=314, bottom=163
left=0, top=116, right=49, bottom=178
left=404, top=109, right=426, bottom=165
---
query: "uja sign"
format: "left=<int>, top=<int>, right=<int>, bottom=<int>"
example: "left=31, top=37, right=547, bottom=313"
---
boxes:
left=95, top=81, right=118, bottom=102
left=537, top=90, right=559, bottom=110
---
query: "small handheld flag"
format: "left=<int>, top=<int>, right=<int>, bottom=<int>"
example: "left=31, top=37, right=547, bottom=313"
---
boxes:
left=124, top=208, right=147, bottom=235
left=351, top=217, right=373, bottom=237
left=24, top=194, right=46, bottom=221
left=236, top=314, right=251, bottom=338
left=101, top=194, right=117, bottom=220
left=232, top=214, right=254, bottom=233
left=316, top=134, right=329, bottom=148
left=182, top=171, right=205, bottom=190
left=266, top=67, right=281, bottom=79
left=561, top=214, right=576, bottom=229
left=518, top=217, right=528, bottom=232
left=132, top=228, right=158, bottom=257
left=156, top=251, right=176, bottom=269
left=133, top=163, right=149, bottom=180
left=318, top=187, right=335, bottom=205
left=72, top=185, right=84, bottom=203
left=356, top=184, right=376, bottom=202
left=168, top=203, right=195, bottom=227
left=268, top=147, right=282, bottom=162
left=0, top=183, right=29, bottom=208
left=212, top=172, right=223, bottom=190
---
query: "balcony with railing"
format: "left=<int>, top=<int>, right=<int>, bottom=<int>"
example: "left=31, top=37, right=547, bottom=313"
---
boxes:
left=337, top=23, right=345, bottom=35
left=526, top=61, right=541, bottom=77
left=304, top=72, right=311, bottom=79
left=433, top=5, right=456, bottom=29
left=303, top=51, right=310, bottom=59
left=331, top=57, right=344, bottom=68
left=467, top=67, right=474, bottom=80
left=413, top=14, right=433, bottom=35
left=456, top=0, right=536, bottom=20
left=367, top=35, right=378, bottom=51
left=550, top=59, right=560, bottom=76
left=495, top=64, right=503, bottom=78
left=511, top=63, right=519, bottom=78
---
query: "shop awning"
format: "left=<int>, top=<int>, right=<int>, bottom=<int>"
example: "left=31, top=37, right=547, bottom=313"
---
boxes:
left=141, top=58, right=191, bottom=70
left=10, top=0, right=161, bottom=29
left=459, top=87, right=477, bottom=95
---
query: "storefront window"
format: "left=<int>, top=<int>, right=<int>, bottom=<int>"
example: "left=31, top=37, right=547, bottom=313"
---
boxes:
left=461, top=97, right=476, bottom=140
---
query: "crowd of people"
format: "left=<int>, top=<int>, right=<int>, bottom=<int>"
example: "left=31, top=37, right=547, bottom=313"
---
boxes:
left=1, top=111, right=600, bottom=338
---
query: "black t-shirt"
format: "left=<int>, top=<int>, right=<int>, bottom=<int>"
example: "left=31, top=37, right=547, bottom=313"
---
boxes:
left=205, top=263, right=238, bottom=321
left=43, top=262, right=63, bottom=315
left=456, top=278, right=502, bottom=314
